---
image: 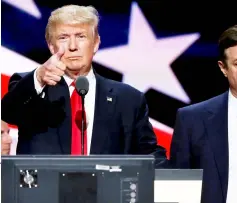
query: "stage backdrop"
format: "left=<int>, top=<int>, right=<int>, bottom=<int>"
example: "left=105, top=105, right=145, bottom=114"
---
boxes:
left=1, top=0, right=234, bottom=157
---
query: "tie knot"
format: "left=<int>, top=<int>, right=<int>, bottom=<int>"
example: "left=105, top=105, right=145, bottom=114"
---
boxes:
left=71, top=81, right=76, bottom=87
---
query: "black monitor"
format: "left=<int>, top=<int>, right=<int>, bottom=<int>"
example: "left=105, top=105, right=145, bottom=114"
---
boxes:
left=1, top=155, right=155, bottom=203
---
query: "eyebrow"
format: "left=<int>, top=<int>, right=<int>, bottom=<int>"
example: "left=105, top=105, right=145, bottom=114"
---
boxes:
left=57, top=33, right=69, bottom=37
left=58, top=31, right=86, bottom=35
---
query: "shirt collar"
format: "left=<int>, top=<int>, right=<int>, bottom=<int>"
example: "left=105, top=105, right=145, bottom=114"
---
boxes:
left=228, top=89, right=237, bottom=115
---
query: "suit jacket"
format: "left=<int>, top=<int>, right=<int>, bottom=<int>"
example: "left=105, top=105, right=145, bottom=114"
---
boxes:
left=1, top=70, right=167, bottom=166
left=170, top=92, right=229, bottom=203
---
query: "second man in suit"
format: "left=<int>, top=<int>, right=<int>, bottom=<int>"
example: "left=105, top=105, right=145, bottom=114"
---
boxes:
left=170, top=25, right=237, bottom=203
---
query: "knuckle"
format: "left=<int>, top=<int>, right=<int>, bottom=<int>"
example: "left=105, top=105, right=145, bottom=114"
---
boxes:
left=62, top=64, right=66, bottom=70
left=42, top=76, right=47, bottom=81
left=45, top=71, right=52, bottom=77
left=56, top=76, right=61, bottom=81
left=60, top=70, right=65, bottom=76
left=50, top=80, right=57, bottom=86
left=45, top=65, right=52, bottom=71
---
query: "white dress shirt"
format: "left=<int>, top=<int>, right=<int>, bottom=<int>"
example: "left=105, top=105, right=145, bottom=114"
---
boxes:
left=33, top=68, right=96, bottom=155
left=226, top=90, right=237, bottom=203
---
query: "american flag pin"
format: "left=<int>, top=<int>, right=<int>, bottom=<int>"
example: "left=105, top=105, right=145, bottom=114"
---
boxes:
left=107, top=97, right=112, bottom=102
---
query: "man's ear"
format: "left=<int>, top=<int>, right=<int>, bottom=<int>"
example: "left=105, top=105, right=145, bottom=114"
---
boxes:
left=218, top=60, right=228, bottom=77
left=93, top=35, right=101, bottom=55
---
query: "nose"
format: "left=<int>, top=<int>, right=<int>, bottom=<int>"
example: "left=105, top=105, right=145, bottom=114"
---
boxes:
left=69, top=36, right=78, bottom=52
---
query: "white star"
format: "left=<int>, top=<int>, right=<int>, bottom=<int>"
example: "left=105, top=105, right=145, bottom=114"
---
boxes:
left=93, top=2, right=200, bottom=103
left=2, top=0, right=41, bottom=18
left=1, top=46, right=39, bottom=76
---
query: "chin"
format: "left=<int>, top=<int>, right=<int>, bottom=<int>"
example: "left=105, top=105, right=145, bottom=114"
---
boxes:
left=67, top=67, right=82, bottom=72
left=67, top=64, right=85, bottom=73
left=67, top=63, right=82, bottom=70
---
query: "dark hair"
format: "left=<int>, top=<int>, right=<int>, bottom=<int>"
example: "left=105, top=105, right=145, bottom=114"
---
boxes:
left=218, top=25, right=237, bottom=62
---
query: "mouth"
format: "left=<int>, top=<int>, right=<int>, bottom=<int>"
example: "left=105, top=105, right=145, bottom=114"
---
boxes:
left=67, top=56, right=82, bottom=60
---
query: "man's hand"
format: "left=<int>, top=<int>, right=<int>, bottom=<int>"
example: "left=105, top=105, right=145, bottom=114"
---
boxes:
left=36, top=46, right=66, bottom=86
left=1, top=133, right=12, bottom=155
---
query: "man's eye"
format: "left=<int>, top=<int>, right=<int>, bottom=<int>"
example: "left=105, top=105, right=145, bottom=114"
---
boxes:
left=78, top=35, right=86, bottom=38
left=59, top=36, right=68, bottom=40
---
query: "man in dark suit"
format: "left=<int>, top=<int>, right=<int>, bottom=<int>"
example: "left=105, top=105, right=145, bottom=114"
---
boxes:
left=1, top=5, right=167, bottom=166
left=170, top=25, right=237, bottom=203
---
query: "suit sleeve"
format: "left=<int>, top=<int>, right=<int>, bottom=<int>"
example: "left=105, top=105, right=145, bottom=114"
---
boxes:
left=1, top=70, right=39, bottom=125
left=169, top=108, right=191, bottom=168
left=134, top=93, right=168, bottom=167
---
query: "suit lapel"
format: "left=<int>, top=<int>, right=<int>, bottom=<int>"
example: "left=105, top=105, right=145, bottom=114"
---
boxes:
left=90, top=73, right=117, bottom=154
left=47, top=78, right=72, bottom=154
left=205, top=92, right=229, bottom=200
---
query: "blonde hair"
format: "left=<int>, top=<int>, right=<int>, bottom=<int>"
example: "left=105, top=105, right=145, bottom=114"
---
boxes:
left=45, top=5, right=100, bottom=43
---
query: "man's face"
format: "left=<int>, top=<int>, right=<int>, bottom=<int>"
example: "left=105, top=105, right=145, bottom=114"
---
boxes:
left=49, top=23, right=100, bottom=75
left=218, top=45, right=237, bottom=97
left=1, top=120, right=10, bottom=137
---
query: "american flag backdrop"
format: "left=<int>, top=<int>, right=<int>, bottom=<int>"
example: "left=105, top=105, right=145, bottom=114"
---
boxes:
left=1, top=0, right=235, bottom=157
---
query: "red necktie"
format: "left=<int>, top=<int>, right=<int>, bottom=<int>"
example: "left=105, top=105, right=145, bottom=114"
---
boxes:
left=70, top=82, right=87, bottom=155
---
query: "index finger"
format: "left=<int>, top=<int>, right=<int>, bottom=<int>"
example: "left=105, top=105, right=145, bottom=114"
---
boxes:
left=54, top=45, right=65, bottom=60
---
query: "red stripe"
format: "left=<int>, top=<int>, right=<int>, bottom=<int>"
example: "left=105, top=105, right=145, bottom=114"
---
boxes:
left=1, top=73, right=10, bottom=99
left=153, top=128, right=172, bottom=159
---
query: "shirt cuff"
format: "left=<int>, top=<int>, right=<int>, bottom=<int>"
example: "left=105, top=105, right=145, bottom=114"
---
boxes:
left=34, top=68, right=45, bottom=94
